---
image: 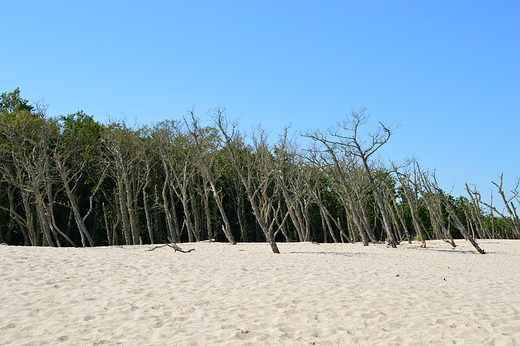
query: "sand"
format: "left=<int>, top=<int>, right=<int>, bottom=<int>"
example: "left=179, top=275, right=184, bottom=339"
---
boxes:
left=1, top=239, right=519, bottom=345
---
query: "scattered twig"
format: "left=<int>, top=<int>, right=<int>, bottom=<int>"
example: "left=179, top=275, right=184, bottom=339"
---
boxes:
left=146, top=237, right=195, bottom=253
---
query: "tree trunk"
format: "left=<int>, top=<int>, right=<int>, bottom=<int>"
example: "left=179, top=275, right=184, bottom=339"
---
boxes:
left=117, top=176, right=132, bottom=245
left=444, top=202, right=485, bottom=254
left=209, top=180, right=235, bottom=244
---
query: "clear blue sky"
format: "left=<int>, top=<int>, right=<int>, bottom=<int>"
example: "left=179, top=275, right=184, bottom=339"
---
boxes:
left=2, top=1, right=519, bottom=207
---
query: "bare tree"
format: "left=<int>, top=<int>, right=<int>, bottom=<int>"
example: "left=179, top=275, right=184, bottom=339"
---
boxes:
left=307, top=168, right=342, bottom=243
left=102, top=121, right=144, bottom=245
left=427, top=174, right=486, bottom=254
left=272, top=128, right=308, bottom=242
left=168, top=142, right=199, bottom=242
left=467, top=175, right=520, bottom=239
left=215, top=108, right=293, bottom=253
left=303, top=109, right=399, bottom=246
left=417, top=171, right=456, bottom=248
left=303, top=135, right=370, bottom=245
left=392, top=161, right=426, bottom=247
left=140, top=130, right=157, bottom=244
left=153, top=120, right=182, bottom=242
left=382, top=176, right=411, bottom=244
left=185, top=112, right=236, bottom=244
left=332, top=109, right=398, bottom=247
left=0, top=107, right=61, bottom=246
left=230, top=170, right=249, bottom=241
left=464, top=184, right=490, bottom=239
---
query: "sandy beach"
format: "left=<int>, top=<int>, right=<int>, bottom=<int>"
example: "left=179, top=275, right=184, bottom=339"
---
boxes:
left=1, top=240, right=519, bottom=345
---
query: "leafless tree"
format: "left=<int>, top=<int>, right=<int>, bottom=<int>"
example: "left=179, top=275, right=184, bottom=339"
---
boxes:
left=303, top=132, right=370, bottom=245
left=466, top=175, right=520, bottom=239
left=52, top=137, right=106, bottom=247
left=185, top=111, right=236, bottom=244
left=417, top=170, right=456, bottom=247
left=392, top=161, right=426, bottom=247
left=382, top=175, right=411, bottom=243
left=426, top=174, right=486, bottom=254
left=304, top=109, right=399, bottom=246
left=102, top=121, right=143, bottom=245
left=464, top=183, right=490, bottom=239
left=272, top=128, right=308, bottom=242
left=0, top=107, right=64, bottom=246
left=305, top=166, right=345, bottom=243
left=332, top=109, right=398, bottom=247
left=153, top=120, right=182, bottom=242
left=215, top=108, right=293, bottom=253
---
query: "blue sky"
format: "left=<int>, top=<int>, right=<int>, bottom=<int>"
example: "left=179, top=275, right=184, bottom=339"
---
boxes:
left=2, top=1, right=519, bottom=207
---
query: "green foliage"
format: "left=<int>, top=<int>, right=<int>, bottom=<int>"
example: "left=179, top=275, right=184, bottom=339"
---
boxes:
left=59, top=110, right=103, bottom=160
left=0, top=88, right=34, bottom=114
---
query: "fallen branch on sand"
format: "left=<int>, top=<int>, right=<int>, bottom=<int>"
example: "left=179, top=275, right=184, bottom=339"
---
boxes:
left=147, top=237, right=195, bottom=253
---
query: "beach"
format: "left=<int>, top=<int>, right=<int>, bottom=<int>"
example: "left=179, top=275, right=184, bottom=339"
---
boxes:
left=1, top=240, right=519, bottom=345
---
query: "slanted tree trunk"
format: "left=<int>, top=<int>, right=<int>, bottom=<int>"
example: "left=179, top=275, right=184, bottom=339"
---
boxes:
left=303, top=110, right=399, bottom=246
left=393, top=161, right=427, bottom=247
left=231, top=176, right=248, bottom=242
left=307, top=170, right=351, bottom=243
left=54, top=156, right=100, bottom=247
left=418, top=173, right=456, bottom=248
left=1, top=183, right=30, bottom=245
left=465, top=183, right=493, bottom=239
left=303, top=132, right=369, bottom=245
left=444, top=201, right=485, bottom=254
left=143, top=179, right=154, bottom=244
left=426, top=174, right=485, bottom=254
left=384, top=182, right=411, bottom=243
left=160, top=169, right=177, bottom=242
left=185, top=112, right=236, bottom=244
left=208, top=179, right=235, bottom=243
left=344, top=110, right=398, bottom=247
left=116, top=173, right=132, bottom=245
left=215, top=109, right=294, bottom=253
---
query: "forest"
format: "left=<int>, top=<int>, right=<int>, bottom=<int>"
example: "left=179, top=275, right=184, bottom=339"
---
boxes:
left=0, top=88, right=518, bottom=253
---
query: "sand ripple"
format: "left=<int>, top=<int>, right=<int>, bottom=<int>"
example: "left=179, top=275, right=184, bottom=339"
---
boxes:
left=1, top=240, right=519, bottom=345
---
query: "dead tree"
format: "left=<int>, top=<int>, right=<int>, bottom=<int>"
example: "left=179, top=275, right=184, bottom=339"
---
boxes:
left=427, top=174, right=485, bottom=254
left=333, top=109, right=398, bottom=247
left=418, top=172, right=456, bottom=247
left=467, top=175, right=520, bottom=239
left=0, top=109, right=60, bottom=246
left=153, top=120, right=183, bottom=242
left=382, top=178, right=411, bottom=243
left=392, top=161, right=426, bottom=247
left=272, top=128, right=308, bottom=242
left=147, top=236, right=195, bottom=253
left=306, top=167, right=349, bottom=242
left=304, top=109, right=399, bottom=246
left=53, top=143, right=105, bottom=247
left=214, top=108, right=293, bottom=253
left=303, top=135, right=369, bottom=245
left=350, top=166, right=380, bottom=243
left=464, top=184, right=490, bottom=239
left=185, top=112, right=236, bottom=244
left=102, top=121, right=143, bottom=245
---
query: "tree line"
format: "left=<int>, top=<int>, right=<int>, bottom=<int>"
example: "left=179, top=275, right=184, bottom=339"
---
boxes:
left=0, top=88, right=518, bottom=253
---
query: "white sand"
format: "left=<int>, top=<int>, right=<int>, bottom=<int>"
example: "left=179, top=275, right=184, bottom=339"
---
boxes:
left=1, top=240, right=519, bottom=345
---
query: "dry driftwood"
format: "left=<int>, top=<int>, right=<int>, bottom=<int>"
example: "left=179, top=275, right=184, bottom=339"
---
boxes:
left=147, top=236, right=195, bottom=253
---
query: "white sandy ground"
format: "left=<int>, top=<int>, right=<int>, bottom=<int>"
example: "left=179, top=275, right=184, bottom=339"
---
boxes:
left=0, top=240, right=519, bottom=346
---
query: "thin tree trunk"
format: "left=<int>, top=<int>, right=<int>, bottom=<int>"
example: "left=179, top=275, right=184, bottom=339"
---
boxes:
left=444, top=202, right=485, bottom=254
left=209, top=180, right=235, bottom=244
left=117, top=175, right=132, bottom=245
left=143, top=187, right=154, bottom=244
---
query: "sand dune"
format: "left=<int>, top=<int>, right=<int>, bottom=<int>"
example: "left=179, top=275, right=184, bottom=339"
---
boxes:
left=1, top=240, right=519, bottom=345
